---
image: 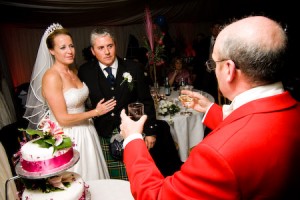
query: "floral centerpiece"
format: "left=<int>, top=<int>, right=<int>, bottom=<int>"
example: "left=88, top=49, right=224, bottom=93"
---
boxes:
left=143, top=6, right=166, bottom=87
left=157, top=100, right=180, bottom=116
left=19, top=118, right=72, bottom=153
left=143, top=31, right=165, bottom=67
left=157, top=100, right=180, bottom=124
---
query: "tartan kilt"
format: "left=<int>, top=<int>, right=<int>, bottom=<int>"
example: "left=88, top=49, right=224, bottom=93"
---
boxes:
left=99, top=136, right=128, bottom=180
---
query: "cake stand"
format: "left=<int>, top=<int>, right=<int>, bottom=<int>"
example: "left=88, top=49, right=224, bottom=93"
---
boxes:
left=15, top=149, right=80, bottom=179
left=5, top=176, right=19, bottom=200
left=7, top=150, right=81, bottom=200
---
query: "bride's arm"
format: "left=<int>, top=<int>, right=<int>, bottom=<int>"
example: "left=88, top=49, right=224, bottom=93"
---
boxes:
left=42, top=70, right=115, bottom=126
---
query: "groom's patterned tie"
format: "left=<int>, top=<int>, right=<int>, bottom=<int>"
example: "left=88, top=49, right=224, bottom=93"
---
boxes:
left=104, top=67, right=115, bottom=86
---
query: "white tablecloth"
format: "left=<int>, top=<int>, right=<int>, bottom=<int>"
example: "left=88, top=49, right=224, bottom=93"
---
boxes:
left=156, top=87, right=214, bottom=162
left=86, top=179, right=134, bottom=200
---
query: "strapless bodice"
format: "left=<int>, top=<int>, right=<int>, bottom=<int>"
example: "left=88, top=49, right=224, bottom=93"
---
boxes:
left=63, top=83, right=89, bottom=114
left=49, top=83, right=89, bottom=124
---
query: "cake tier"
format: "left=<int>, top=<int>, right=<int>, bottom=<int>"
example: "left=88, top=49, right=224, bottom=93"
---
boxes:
left=22, top=172, right=87, bottom=200
left=21, top=138, right=73, bottom=172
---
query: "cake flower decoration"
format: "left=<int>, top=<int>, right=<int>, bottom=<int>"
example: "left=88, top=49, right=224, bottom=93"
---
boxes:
left=48, top=172, right=74, bottom=190
left=21, top=173, right=75, bottom=193
left=19, top=118, right=72, bottom=153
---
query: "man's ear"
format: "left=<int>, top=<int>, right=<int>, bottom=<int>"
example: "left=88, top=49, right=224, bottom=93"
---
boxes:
left=226, top=60, right=237, bottom=82
left=90, top=46, right=96, bottom=56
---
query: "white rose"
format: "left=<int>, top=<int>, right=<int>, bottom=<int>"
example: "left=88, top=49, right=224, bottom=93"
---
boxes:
left=127, top=75, right=132, bottom=83
left=123, top=72, right=132, bottom=83
left=123, top=72, right=130, bottom=77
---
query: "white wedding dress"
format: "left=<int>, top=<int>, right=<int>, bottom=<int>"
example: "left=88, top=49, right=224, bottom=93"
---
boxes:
left=49, top=83, right=110, bottom=181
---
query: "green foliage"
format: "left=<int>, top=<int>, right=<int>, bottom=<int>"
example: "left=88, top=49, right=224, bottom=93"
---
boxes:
left=19, top=128, right=44, bottom=138
left=18, top=127, right=72, bottom=154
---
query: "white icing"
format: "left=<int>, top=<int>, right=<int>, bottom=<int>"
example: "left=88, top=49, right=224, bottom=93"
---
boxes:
left=22, top=172, right=85, bottom=200
left=21, top=138, right=71, bottom=161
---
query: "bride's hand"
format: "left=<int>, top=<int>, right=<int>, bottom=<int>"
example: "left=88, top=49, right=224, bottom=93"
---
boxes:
left=95, top=98, right=116, bottom=116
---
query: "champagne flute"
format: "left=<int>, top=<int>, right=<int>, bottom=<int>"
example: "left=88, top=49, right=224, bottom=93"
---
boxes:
left=128, top=102, right=144, bottom=121
left=178, top=85, right=193, bottom=116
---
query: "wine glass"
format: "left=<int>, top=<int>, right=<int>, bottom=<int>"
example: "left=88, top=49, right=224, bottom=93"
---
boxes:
left=150, top=86, right=159, bottom=103
left=178, top=85, right=194, bottom=116
left=128, top=102, right=144, bottom=121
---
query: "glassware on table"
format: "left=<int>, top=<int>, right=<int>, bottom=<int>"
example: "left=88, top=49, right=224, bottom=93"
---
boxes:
left=178, top=85, right=194, bottom=116
left=150, top=86, right=159, bottom=101
left=159, top=93, right=167, bottom=100
left=128, top=102, right=144, bottom=121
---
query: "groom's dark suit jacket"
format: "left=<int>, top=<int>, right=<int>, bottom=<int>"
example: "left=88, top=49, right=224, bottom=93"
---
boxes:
left=78, top=57, right=157, bottom=138
left=78, top=57, right=182, bottom=176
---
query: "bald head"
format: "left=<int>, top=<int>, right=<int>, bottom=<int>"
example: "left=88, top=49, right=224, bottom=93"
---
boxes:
left=215, top=16, right=287, bottom=85
left=219, top=16, right=285, bottom=51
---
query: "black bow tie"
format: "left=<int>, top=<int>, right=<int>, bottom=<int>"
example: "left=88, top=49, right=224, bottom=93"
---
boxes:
left=104, top=67, right=115, bottom=86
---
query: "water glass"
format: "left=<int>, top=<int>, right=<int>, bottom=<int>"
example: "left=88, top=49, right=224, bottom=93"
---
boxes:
left=128, top=102, right=144, bottom=121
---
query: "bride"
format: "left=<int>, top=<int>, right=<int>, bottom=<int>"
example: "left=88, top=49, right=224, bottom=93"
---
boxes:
left=23, top=23, right=114, bottom=181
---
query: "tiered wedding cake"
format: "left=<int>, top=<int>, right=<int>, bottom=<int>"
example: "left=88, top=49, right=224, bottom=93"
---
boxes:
left=21, top=171, right=87, bottom=200
left=20, top=137, right=74, bottom=173
left=16, top=119, right=89, bottom=200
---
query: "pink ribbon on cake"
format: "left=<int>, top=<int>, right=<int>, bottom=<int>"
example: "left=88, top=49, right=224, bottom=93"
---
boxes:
left=21, top=148, right=74, bottom=172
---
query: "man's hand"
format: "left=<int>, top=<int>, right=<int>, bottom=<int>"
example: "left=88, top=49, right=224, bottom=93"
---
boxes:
left=120, top=109, right=147, bottom=139
left=180, top=90, right=213, bottom=113
left=144, top=136, right=156, bottom=150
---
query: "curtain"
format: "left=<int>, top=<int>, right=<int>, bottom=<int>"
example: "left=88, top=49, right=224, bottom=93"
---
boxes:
left=0, top=22, right=209, bottom=89
left=0, top=142, right=18, bottom=200
left=0, top=44, right=17, bottom=126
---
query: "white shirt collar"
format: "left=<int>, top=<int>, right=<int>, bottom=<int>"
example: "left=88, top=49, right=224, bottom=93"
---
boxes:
left=99, top=59, right=118, bottom=77
left=222, top=82, right=285, bottom=119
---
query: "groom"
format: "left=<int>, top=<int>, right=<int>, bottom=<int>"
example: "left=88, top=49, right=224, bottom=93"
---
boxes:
left=78, top=27, right=181, bottom=180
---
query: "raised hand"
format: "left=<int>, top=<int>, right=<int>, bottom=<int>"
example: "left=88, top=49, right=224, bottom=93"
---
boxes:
left=180, top=90, right=213, bottom=113
left=95, top=98, right=116, bottom=116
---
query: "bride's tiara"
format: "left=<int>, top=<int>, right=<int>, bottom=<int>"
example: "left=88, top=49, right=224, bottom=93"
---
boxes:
left=45, top=23, right=63, bottom=36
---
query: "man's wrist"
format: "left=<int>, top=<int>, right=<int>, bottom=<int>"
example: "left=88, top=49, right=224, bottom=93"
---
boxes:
left=123, top=133, right=143, bottom=148
left=202, top=102, right=214, bottom=122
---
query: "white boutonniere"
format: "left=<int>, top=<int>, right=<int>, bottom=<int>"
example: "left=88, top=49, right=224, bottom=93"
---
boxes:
left=120, top=72, right=134, bottom=91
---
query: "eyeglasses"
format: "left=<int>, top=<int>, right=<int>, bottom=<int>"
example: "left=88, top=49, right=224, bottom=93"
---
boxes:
left=205, top=59, right=229, bottom=72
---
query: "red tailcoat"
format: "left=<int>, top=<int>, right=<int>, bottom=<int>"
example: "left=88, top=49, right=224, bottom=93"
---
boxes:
left=124, top=91, right=300, bottom=199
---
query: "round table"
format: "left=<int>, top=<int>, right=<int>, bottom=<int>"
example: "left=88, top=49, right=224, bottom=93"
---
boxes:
left=156, top=87, right=214, bottom=162
left=86, top=179, right=134, bottom=200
